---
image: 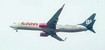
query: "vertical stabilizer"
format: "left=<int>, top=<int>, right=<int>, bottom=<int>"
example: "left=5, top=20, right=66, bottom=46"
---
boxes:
left=80, top=13, right=96, bottom=33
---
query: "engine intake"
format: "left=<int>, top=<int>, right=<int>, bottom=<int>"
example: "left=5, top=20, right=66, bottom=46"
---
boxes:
left=40, top=32, right=48, bottom=37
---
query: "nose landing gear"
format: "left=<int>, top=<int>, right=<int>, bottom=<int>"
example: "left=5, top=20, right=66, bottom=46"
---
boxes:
left=14, top=28, right=18, bottom=32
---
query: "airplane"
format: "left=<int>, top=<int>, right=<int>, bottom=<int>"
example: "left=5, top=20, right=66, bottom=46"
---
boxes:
left=10, top=4, right=96, bottom=41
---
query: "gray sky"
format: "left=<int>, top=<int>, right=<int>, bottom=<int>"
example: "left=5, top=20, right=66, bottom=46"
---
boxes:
left=0, top=0, right=105, bottom=50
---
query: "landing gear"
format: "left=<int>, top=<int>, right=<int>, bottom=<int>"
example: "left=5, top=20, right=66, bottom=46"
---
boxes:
left=16, top=29, right=18, bottom=32
left=14, top=28, right=18, bottom=32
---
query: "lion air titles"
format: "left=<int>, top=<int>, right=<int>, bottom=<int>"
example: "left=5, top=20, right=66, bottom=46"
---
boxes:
left=21, top=22, right=47, bottom=27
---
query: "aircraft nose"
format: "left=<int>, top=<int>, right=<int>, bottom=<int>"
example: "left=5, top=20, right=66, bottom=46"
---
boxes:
left=9, top=25, right=14, bottom=28
left=10, top=25, right=12, bottom=28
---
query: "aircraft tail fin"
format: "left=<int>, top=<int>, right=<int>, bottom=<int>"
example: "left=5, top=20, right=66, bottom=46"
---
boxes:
left=87, top=20, right=96, bottom=33
left=80, top=13, right=96, bottom=33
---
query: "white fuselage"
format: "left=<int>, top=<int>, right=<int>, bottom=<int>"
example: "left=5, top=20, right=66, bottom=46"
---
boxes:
left=10, top=22, right=88, bottom=33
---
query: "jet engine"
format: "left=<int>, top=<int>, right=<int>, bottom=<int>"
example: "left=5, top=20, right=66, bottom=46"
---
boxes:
left=40, top=32, right=48, bottom=37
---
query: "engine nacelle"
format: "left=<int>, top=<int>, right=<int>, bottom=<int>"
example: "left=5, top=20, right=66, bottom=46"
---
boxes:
left=40, top=32, right=48, bottom=37
left=39, top=23, right=47, bottom=28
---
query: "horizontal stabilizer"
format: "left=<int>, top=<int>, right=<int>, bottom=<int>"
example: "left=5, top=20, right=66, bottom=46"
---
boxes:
left=90, top=29, right=96, bottom=33
left=87, top=20, right=96, bottom=33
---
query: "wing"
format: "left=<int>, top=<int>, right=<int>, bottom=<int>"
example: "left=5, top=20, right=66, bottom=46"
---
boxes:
left=47, top=4, right=65, bottom=29
left=51, top=34, right=67, bottom=41
left=44, top=28, right=67, bottom=41
left=43, top=4, right=66, bottom=41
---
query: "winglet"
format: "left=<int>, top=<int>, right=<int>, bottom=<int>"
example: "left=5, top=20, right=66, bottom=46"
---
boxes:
left=61, top=4, right=65, bottom=9
left=64, top=37, right=67, bottom=41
